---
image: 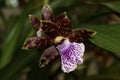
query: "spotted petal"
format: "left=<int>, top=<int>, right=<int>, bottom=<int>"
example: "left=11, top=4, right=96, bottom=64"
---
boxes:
left=57, top=39, right=85, bottom=73
left=22, top=36, right=54, bottom=49
left=41, top=4, right=54, bottom=20
left=41, top=12, right=72, bottom=38
left=29, top=15, right=40, bottom=30
left=39, top=46, right=59, bottom=67
left=68, top=29, right=96, bottom=43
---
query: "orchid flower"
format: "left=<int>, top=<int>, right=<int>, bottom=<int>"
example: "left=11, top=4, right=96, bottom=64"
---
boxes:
left=22, top=4, right=96, bottom=73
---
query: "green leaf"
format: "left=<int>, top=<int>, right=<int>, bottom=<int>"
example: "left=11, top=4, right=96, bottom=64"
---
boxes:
left=79, top=24, right=120, bottom=57
left=0, top=16, right=27, bottom=69
left=0, top=50, right=40, bottom=80
left=102, top=1, right=120, bottom=13
left=0, top=1, right=44, bottom=69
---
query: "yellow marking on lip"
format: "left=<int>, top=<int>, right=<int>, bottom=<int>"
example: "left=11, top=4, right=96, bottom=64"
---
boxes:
left=54, top=36, right=65, bottom=44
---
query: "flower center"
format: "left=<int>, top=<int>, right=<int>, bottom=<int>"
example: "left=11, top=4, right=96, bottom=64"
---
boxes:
left=54, top=36, right=65, bottom=44
left=57, top=39, right=71, bottom=51
left=37, top=29, right=42, bottom=37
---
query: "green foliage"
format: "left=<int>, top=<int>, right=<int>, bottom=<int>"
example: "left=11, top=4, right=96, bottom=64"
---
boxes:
left=79, top=24, right=120, bottom=57
left=102, top=1, right=120, bottom=13
left=0, top=50, right=39, bottom=80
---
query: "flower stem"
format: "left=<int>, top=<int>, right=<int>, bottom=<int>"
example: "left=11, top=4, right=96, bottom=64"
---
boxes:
left=44, top=0, right=49, bottom=4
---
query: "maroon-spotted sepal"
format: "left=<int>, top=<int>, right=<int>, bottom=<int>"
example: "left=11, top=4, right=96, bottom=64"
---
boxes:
left=39, top=46, right=59, bottom=67
left=41, top=4, right=54, bottom=20
left=42, top=12, right=72, bottom=38
left=29, top=15, right=40, bottom=30
left=55, top=12, right=72, bottom=37
left=22, top=36, right=54, bottom=50
left=68, top=29, right=96, bottom=43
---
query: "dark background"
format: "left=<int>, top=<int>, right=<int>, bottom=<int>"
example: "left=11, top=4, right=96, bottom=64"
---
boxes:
left=0, top=0, right=120, bottom=80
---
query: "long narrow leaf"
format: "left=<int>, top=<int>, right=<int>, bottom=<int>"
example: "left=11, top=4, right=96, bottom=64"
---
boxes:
left=78, top=24, right=120, bottom=57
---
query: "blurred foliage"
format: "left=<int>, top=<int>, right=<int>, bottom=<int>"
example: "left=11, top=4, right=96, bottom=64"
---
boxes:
left=0, top=0, right=120, bottom=80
